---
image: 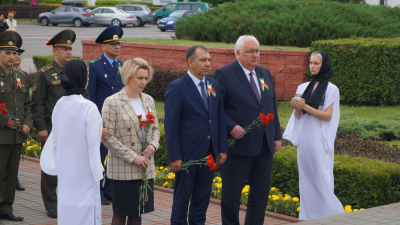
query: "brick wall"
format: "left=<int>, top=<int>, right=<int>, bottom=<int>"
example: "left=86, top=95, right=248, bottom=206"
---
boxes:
left=82, top=40, right=310, bottom=100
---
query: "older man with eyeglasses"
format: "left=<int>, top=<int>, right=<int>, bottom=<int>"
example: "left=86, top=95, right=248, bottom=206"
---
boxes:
left=87, top=25, right=125, bottom=206
left=214, top=35, right=282, bottom=225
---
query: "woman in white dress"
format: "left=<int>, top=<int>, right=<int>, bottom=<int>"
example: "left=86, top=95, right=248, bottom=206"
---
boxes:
left=40, top=60, right=106, bottom=225
left=283, top=51, right=345, bottom=220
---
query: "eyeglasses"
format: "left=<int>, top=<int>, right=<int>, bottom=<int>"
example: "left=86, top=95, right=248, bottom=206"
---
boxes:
left=109, top=43, right=122, bottom=47
left=237, top=49, right=261, bottom=55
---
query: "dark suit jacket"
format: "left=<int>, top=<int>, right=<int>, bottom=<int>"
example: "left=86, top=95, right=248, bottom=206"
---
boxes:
left=88, top=54, right=124, bottom=111
left=164, top=73, right=228, bottom=162
left=214, top=61, right=281, bottom=156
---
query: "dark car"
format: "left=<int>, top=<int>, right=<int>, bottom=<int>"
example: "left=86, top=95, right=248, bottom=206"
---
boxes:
left=37, top=1, right=95, bottom=27
left=115, top=4, right=152, bottom=27
left=157, top=10, right=202, bottom=32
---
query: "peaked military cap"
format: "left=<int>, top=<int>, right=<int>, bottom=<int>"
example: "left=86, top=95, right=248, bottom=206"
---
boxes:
left=0, top=31, right=22, bottom=50
left=17, top=48, right=25, bottom=53
left=46, top=29, right=76, bottom=48
left=95, top=25, right=123, bottom=44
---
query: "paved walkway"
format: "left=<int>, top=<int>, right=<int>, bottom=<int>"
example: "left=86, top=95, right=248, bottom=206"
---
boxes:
left=1, top=159, right=291, bottom=225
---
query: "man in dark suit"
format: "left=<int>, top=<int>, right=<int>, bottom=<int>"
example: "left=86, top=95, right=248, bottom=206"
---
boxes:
left=164, top=46, right=228, bottom=225
left=214, top=35, right=282, bottom=225
left=87, top=25, right=124, bottom=205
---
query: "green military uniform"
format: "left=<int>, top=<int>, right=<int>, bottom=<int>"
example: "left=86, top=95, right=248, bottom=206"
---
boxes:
left=0, top=31, right=31, bottom=220
left=31, top=30, right=89, bottom=214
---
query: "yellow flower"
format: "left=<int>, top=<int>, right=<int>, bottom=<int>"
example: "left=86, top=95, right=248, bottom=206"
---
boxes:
left=217, top=190, right=221, bottom=193
left=160, top=166, right=164, bottom=170
left=242, top=187, right=249, bottom=193
left=164, top=168, right=168, bottom=171
left=268, top=195, right=271, bottom=199
left=353, top=209, right=358, bottom=212
left=360, top=208, right=365, bottom=211
left=271, top=187, right=276, bottom=191
left=345, top=208, right=352, bottom=213
left=297, top=207, right=300, bottom=212
left=163, top=182, right=168, bottom=187
left=245, top=193, right=248, bottom=196
left=272, top=196, right=280, bottom=201
left=292, top=197, right=299, bottom=202
left=168, top=175, right=175, bottom=180
left=216, top=177, right=222, bottom=182
left=23, top=143, right=25, bottom=146
left=345, top=205, right=352, bottom=210
left=283, top=196, right=290, bottom=201
left=27, top=141, right=30, bottom=145
left=216, top=183, right=222, bottom=189
left=213, top=179, right=216, bottom=183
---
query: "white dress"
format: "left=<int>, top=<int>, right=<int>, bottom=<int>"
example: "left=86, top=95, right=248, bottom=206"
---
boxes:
left=40, top=95, right=104, bottom=225
left=283, top=82, right=345, bottom=220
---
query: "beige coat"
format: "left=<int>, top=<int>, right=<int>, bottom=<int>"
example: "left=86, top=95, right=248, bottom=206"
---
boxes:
left=101, top=89, right=160, bottom=180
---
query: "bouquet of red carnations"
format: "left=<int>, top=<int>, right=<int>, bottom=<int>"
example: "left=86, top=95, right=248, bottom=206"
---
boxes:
left=228, top=112, right=274, bottom=148
left=0, top=103, right=22, bottom=131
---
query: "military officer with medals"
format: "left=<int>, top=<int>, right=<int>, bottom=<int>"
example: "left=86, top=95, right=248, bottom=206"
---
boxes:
left=87, top=26, right=124, bottom=205
left=0, top=31, right=31, bottom=222
left=31, top=29, right=89, bottom=219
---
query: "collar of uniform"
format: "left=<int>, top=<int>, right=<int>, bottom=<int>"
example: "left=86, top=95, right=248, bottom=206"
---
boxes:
left=103, top=53, right=118, bottom=66
left=0, top=65, right=12, bottom=77
left=51, top=60, right=64, bottom=74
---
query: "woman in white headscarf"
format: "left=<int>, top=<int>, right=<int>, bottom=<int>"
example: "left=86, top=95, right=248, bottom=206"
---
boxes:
left=283, top=51, right=345, bottom=220
left=40, top=60, right=106, bottom=225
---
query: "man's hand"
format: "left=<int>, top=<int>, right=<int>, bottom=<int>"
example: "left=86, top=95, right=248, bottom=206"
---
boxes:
left=133, top=155, right=148, bottom=170
left=6, top=118, right=19, bottom=130
left=274, top=140, right=282, bottom=152
left=230, top=125, right=246, bottom=139
left=101, top=128, right=108, bottom=139
left=22, top=125, right=30, bottom=135
left=142, top=144, right=156, bottom=158
left=170, top=159, right=182, bottom=173
left=38, top=130, right=49, bottom=143
left=217, top=153, right=227, bottom=165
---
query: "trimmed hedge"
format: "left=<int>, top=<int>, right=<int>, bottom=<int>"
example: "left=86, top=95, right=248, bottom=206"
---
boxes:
left=273, top=146, right=400, bottom=209
left=0, top=4, right=58, bottom=19
left=95, top=0, right=153, bottom=7
left=32, top=55, right=82, bottom=71
left=38, top=0, right=88, bottom=5
left=175, top=0, right=400, bottom=47
left=311, top=38, right=400, bottom=106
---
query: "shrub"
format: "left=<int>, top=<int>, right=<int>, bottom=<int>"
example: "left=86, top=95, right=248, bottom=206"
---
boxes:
left=32, top=55, right=82, bottom=71
left=311, top=38, right=400, bottom=106
left=38, top=0, right=88, bottom=4
left=175, top=0, right=400, bottom=47
left=272, top=146, right=400, bottom=209
left=95, top=0, right=153, bottom=7
left=0, top=4, right=58, bottom=19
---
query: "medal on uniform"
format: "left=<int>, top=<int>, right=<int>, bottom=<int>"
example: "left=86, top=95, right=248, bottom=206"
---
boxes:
left=105, top=74, right=107, bottom=78
left=118, top=64, right=122, bottom=76
left=16, top=76, right=22, bottom=88
left=0, top=81, right=3, bottom=86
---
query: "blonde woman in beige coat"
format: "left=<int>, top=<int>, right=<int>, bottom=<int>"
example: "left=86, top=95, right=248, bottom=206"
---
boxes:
left=101, top=58, right=160, bottom=225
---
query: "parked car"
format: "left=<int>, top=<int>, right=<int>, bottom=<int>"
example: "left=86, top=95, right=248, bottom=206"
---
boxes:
left=37, top=1, right=95, bottom=27
left=152, top=2, right=209, bottom=23
left=92, top=7, right=137, bottom=27
left=114, top=4, right=152, bottom=27
left=157, top=10, right=202, bottom=32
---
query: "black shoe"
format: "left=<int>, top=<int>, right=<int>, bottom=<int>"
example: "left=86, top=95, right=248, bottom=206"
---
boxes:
left=105, top=195, right=112, bottom=202
left=16, top=180, right=25, bottom=191
left=47, top=209, right=57, bottom=218
left=101, top=196, right=110, bottom=205
left=0, top=213, right=24, bottom=221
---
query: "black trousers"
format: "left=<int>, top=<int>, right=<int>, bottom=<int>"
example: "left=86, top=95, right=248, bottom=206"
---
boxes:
left=41, top=140, right=57, bottom=211
left=0, top=144, right=22, bottom=215
left=221, top=136, right=274, bottom=225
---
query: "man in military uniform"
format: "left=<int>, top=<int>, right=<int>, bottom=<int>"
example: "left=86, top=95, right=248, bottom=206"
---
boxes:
left=87, top=25, right=124, bottom=205
left=31, top=29, right=89, bottom=219
left=0, top=31, right=31, bottom=222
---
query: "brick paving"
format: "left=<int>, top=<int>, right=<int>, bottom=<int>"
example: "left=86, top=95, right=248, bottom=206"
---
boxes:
left=0, top=159, right=291, bottom=225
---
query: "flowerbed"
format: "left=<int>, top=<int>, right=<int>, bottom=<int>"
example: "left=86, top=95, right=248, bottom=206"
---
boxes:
left=22, top=138, right=42, bottom=158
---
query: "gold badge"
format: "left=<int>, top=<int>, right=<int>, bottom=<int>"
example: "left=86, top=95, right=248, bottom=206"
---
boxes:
left=0, top=81, right=3, bottom=86
left=67, top=40, right=71, bottom=44
left=33, top=83, right=38, bottom=92
left=52, top=80, right=61, bottom=85
left=113, top=34, right=118, bottom=40
left=8, top=41, right=13, bottom=46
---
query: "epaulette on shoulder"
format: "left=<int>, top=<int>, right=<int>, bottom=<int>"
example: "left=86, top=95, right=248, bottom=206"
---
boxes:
left=40, top=65, right=53, bottom=73
left=90, top=57, right=102, bottom=64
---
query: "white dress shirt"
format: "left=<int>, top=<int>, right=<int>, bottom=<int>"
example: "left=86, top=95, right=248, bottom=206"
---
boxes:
left=187, top=70, right=208, bottom=99
left=238, top=62, right=261, bottom=98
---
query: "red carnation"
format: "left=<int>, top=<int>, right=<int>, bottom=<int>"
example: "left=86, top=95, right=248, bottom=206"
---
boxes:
left=267, top=113, right=274, bottom=121
left=138, top=115, right=142, bottom=119
left=1, top=109, right=7, bottom=116
left=140, top=121, right=146, bottom=127
left=260, top=112, right=265, bottom=118
left=0, top=103, right=5, bottom=109
left=209, top=162, right=217, bottom=171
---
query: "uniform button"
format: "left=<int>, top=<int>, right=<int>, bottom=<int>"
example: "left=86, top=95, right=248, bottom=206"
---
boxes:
left=207, top=136, right=210, bottom=139
left=112, top=87, right=114, bottom=89
left=15, top=99, right=16, bottom=102
left=209, top=120, right=211, bottom=123
left=16, top=108, right=17, bottom=111
left=132, top=143, right=135, bottom=146
left=127, top=128, right=131, bottom=131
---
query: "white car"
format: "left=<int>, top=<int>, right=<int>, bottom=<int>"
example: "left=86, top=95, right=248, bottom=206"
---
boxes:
left=92, top=7, right=137, bottom=27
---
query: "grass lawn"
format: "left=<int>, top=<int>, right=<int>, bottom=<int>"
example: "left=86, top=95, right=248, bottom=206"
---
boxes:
left=122, top=38, right=310, bottom=51
left=15, top=18, right=36, bottom=23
